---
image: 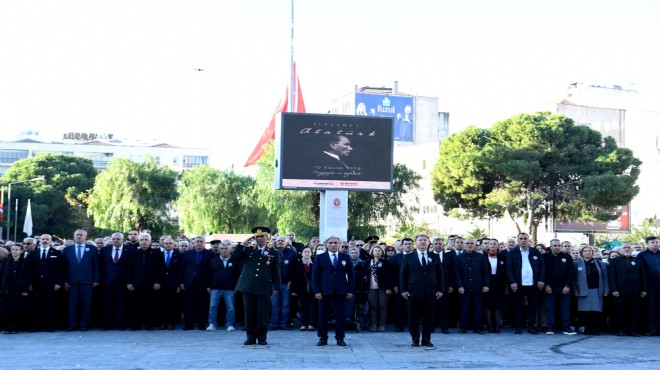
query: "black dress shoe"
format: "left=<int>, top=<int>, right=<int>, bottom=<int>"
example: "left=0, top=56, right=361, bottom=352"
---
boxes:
left=244, top=339, right=256, bottom=345
left=80, top=327, right=89, bottom=332
left=395, top=327, right=404, bottom=332
left=514, top=328, right=522, bottom=334
left=317, top=339, right=328, bottom=346
left=336, top=340, right=347, bottom=346
left=528, top=328, right=538, bottom=335
left=459, top=329, right=468, bottom=334
left=411, top=338, right=420, bottom=347
left=421, top=340, right=434, bottom=347
left=475, top=330, right=485, bottom=334
left=66, top=327, right=78, bottom=332
left=258, top=340, right=268, bottom=345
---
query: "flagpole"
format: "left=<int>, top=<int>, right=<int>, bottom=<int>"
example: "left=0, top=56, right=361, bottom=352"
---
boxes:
left=289, top=0, right=295, bottom=112
left=14, top=198, right=18, bottom=242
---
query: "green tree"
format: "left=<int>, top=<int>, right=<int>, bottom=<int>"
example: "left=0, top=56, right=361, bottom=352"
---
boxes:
left=87, top=157, right=179, bottom=235
left=177, top=165, right=264, bottom=235
left=253, top=144, right=317, bottom=239
left=253, top=143, right=422, bottom=241
left=347, top=163, right=422, bottom=238
left=0, top=153, right=97, bottom=239
left=431, top=112, right=641, bottom=243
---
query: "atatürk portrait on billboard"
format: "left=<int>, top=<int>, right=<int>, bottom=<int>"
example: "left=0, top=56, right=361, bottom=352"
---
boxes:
left=278, top=113, right=393, bottom=192
left=320, top=135, right=353, bottom=169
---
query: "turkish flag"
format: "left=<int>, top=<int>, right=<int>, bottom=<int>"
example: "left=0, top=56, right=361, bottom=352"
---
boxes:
left=244, top=63, right=306, bottom=167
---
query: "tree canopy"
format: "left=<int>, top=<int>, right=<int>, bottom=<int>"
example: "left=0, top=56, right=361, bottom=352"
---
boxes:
left=0, top=153, right=98, bottom=240
left=86, top=157, right=179, bottom=235
left=177, top=165, right=265, bottom=235
left=431, top=112, right=641, bottom=242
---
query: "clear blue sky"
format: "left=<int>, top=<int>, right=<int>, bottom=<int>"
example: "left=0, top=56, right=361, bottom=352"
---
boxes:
left=1, top=0, right=658, bottom=169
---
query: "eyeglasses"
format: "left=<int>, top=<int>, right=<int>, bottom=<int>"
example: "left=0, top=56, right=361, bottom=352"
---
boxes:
left=356, top=244, right=364, bottom=247
left=518, top=238, right=528, bottom=240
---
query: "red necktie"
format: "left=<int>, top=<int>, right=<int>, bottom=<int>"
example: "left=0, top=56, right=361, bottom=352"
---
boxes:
left=114, top=248, right=119, bottom=263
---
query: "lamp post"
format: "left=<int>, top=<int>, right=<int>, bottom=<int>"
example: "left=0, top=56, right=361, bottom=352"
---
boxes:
left=5, top=177, right=44, bottom=242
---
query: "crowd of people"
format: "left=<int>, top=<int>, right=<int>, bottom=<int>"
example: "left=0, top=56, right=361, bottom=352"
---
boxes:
left=1, top=228, right=659, bottom=346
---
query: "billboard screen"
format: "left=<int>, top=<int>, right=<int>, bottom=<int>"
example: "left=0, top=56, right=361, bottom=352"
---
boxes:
left=355, top=92, right=414, bottom=142
left=275, top=113, right=393, bottom=192
left=553, top=204, right=631, bottom=233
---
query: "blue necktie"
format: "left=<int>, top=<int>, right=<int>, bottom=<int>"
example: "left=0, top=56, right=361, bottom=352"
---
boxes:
left=196, top=251, right=202, bottom=265
left=76, top=245, right=82, bottom=263
left=421, top=252, right=427, bottom=267
left=332, top=253, right=338, bottom=267
left=166, top=251, right=171, bottom=267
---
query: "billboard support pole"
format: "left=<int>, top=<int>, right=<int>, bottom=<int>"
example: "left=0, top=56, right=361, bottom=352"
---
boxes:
left=319, top=190, right=348, bottom=242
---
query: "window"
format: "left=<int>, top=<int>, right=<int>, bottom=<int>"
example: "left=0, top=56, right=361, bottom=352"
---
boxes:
left=182, top=155, right=208, bottom=168
left=0, top=150, right=29, bottom=164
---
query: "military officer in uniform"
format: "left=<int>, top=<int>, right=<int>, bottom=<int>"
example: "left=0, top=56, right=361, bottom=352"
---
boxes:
left=232, top=227, right=281, bottom=345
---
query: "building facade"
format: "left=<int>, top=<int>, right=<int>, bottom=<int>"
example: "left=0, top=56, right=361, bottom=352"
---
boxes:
left=0, top=130, right=210, bottom=174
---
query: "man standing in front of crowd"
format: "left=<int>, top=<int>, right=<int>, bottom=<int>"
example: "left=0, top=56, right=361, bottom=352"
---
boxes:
left=637, top=236, right=660, bottom=336
left=63, top=229, right=99, bottom=331
left=506, top=232, right=546, bottom=334
left=30, top=234, right=63, bottom=332
left=543, top=239, right=575, bottom=335
left=313, top=236, right=354, bottom=347
left=400, top=233, right=444, bottom=347
left=608, top=243, right=646, bottom=336
left=232, top=227, right=281, bottom=345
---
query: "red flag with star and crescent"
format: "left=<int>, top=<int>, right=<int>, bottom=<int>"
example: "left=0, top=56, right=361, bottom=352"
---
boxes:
left=244, top=63, right=306, bottom=167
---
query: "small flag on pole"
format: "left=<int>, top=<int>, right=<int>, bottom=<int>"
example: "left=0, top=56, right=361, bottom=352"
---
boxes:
left=23, top=199, right=33, bottom=237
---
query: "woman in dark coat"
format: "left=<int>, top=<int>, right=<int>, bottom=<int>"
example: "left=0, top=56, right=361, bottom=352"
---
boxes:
left=291, top=247, right=316, bottom=331
left=1, top=245, right=32, bottom=334
left=363, top=245, right=393, bottom=332
left=573, top=245, right=609, bottom=335
left=484, top=239, right=507, bottom=333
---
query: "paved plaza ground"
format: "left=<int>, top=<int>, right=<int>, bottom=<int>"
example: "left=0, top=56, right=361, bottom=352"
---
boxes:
left=1, top=327, right=658, bottom=370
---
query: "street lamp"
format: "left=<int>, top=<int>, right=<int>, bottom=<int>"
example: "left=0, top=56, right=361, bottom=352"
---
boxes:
left=5, top=177, right=45, bottom=242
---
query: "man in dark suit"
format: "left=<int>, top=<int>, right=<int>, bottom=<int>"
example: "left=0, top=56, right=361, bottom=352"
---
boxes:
left=608, top=243, right=646, bottom=336
left=455, top=238, right=490, bottom=334
left=127, top=233, right=164, bottom=330
left=180, top=236, right=214, bottom=331
left=99, top=232, right=133, bottom=330
left=29, top=234, right=64, bottom=332
left=543, top=238, right=575, bottom=335
left=63, top=229, right=99, bottom=331
left=159, top=237, right=181, bottom=330
left=232, top=227, right=281, bottom=345
left=506, top=232, right=546, bottom=334
left=312, top=236, right=354, bottom=347
left=400, top=233, right=444, bottom=347
left=432, top=237, right=456, bottom=334
left=390, top=238, right=414, bottom=332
